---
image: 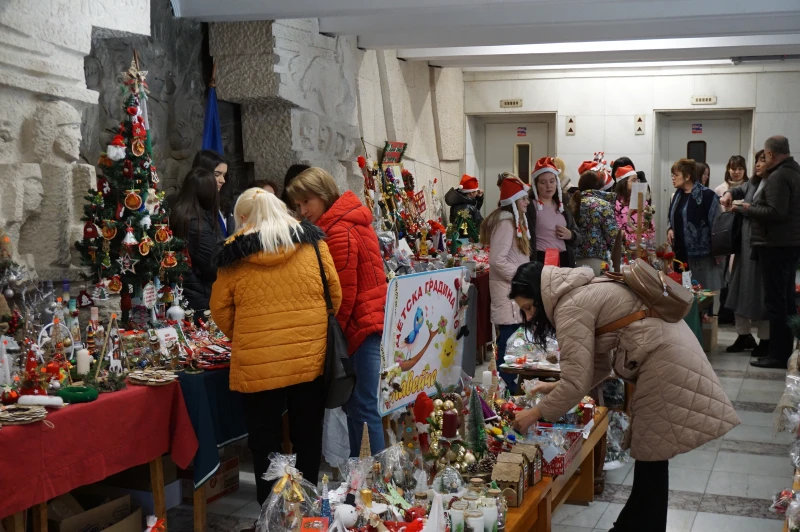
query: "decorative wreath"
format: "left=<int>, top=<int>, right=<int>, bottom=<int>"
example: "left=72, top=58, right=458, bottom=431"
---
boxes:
left=57, top=386, right=99, bottom=404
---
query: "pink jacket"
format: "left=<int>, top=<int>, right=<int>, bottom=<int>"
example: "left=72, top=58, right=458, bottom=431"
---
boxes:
left=488, top=212, right=530, bottom=325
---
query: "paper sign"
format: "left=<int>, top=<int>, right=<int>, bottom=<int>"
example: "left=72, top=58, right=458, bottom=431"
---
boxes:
left=155, top=326, right=179, bottom=356
left=682, top=271, right=693, bottom=290
left=517, top=126, right=527, bottom=137
left=629, top=182, right=649, bottom=211
left=142, top=282, right=157, bottom=309
left=542, top=444, right=560, bottom=463
left=378, top=268, right=469, bottom=416
left=692, top=123, right=702, bottom=134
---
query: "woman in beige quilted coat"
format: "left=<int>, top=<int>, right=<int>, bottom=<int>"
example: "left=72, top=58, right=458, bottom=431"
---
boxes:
left=510, top=262, right=739, bottom=532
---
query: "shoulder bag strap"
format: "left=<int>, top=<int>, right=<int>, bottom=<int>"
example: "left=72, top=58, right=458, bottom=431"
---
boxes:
left=311, top=240, right=334, bottom=314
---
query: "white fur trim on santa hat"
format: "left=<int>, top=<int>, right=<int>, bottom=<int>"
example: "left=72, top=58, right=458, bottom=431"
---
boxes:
left=499, top=188, right=528, bottom=207
left=617, top=169, right=637, bottom=180
left=531, top=166, right=559, bottom=180
left=459, top=185, right=479, bottom=193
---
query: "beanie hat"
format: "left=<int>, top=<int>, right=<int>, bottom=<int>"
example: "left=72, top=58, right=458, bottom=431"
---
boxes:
left=615, top=165, right=637, bottom=181
left=459, top=174, right=480, bottom=193
left=498, top=173, right=530, bottom=238
left=531, top=157, right=563, bottom=213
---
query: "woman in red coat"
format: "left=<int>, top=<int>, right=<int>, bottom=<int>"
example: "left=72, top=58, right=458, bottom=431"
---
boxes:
left=288, top=167, right=388, bottom=456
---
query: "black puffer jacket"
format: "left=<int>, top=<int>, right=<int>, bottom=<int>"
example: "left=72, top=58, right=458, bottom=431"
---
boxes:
left=183, top=211, right=223, bottom=314
left=445, top=188, right=484, bottom=227
left=747, top=157, right=800, bottom=248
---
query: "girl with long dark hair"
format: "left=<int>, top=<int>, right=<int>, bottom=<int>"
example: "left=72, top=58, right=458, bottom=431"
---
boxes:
left=191, top=150, right=235, bottom=237
left=714, top=155, right=748, bottom=200
left=509, top=262, right=739, bottom=532
left=169, top=167, right=223, bottom=315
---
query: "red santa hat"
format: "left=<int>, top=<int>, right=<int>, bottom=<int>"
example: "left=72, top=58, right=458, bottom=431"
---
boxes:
left=498, top=173, right=530, bottom=238
left=531, top=157, right=563, bottom=213
left=578, top=160, right=601, bottom=176
left=458, top=174, right=480, bottom=193
left=600, top=171, right=615, bottom=191
left=615, top=165, right=637, bottom=181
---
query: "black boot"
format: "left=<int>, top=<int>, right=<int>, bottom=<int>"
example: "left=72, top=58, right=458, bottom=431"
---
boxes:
left=726, top=334, right=758, bottom=353
left=752, top=339, right=771, bottom=358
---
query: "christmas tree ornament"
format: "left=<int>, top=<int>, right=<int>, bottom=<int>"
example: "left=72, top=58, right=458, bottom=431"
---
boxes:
left=132, top=117, right=146, bottom=139
left=139, top=214, right=151, bottom=229
left=107, top=275, right=122, bottom=294
left=83, top=221, right=99, bottom=240
left=126, top=105, right=138, bottom=116
left=3, top=287, right=13, bottom=300
left=100, top=252, right=111, bottom=269
left=122, top=159, right=134, bottom=179
left=101, top=220, right=117, bottom=240
left=131, top=138, right=145, bottom=157
left=107, top=135, right=127, bottom=161
left=154, top=224, right=171, bottom=244
left=93, top=282, right=110, bottom=301
left=117, top=253, right=139, bottom=274
left=102, top=239, right=110, bottom=252
left=138, top=235, right=153, bottom=256
left=145, top=188, right=160, bottom=214
left=115, top=201, right=125, bottom=220
left=160, top=250, right=177, bottom=269
left=150, top=164, right=160, bottom=184
left=124, top=190, right=142, bottom=211
left=97, top=177, right=111, bottom=197
left=121, top=226, right=138, bottom=247
left=77, top=290, right=94, bottom=308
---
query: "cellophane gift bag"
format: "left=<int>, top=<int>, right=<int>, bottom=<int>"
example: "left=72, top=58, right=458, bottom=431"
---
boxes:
left=256, top=453, right=320, bottom=532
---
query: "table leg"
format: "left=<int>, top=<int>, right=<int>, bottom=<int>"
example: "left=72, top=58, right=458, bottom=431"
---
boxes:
left=149, top=456, right=168, bottom=531
left=1, top=512, right=25, bottom=532
left=194, top=484, right=207, bottom=532
left=594, top=433, right=608, bottom=494
left=533, top=492, right=552, bottom=532
left=567, top=448, right=595, bottom=504
left=32, top=502, right=47, bottom=532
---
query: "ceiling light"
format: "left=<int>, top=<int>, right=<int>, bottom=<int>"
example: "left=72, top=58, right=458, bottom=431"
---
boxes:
left=462, top=59, right=734, bottom=72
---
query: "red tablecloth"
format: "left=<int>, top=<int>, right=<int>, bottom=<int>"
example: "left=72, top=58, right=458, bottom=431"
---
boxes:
left=474, top=271, right=492, bottom=347
left=0, top=382, right=198, bottom=519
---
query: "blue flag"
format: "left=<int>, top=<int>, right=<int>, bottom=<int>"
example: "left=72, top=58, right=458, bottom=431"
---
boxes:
left=202, top=86, right=224, bottom=154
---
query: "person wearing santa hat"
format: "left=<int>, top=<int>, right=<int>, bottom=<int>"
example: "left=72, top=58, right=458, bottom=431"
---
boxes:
left=479, top=172, right=532, bottom=391
left=569, top=170, right=620, bottom=276
left=445, top=174, right=484, bottom=238
left=613, top=165, right=656, bottom=254
left=525, top=157, right=583, bottom=268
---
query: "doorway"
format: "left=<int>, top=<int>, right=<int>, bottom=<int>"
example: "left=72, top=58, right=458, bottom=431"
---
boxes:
left=466, top=114, right=556, bottom=216
left=653, top=110, right=753, bottom=242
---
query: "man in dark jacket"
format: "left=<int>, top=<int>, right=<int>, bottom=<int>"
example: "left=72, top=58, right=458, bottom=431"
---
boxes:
left=723, top=136, right=800, bottom=368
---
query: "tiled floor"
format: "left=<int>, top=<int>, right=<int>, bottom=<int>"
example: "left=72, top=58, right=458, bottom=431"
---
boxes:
left=553, top=327, right=788, bottom=532
left=168, top=327, right=791, bottom=531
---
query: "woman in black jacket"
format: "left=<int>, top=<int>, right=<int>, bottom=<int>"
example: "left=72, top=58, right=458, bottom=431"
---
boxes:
left=169, top=167, right=223, bottom=315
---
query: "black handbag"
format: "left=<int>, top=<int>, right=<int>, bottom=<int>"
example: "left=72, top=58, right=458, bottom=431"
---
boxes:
left=311, top=240, right=356, bottom=409
left=711, top=210, right=742, bottom=256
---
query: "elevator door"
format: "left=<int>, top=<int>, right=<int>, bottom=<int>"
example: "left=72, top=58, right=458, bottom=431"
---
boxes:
left=484, top=122, right=549, bottom=215
left=667, top=118, right=742, bottom=192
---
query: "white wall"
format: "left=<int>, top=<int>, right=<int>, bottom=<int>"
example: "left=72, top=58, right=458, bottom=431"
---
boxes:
left=464, top=65, right=800, bottom=194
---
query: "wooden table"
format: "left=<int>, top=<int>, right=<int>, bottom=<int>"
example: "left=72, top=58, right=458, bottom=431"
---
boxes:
left=506, top=407, right=610, bottom=532
left=500, top=365, right=561, bottom=390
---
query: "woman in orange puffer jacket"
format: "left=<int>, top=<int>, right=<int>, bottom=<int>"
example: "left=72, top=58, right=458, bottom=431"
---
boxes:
left=288, top=168, right=388, bottom=457
left=210, top=188, right=341, bottom=506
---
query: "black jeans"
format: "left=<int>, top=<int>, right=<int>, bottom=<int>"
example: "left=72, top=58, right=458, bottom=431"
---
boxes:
left=242, top=377, right=325, bottom=505
left=610, top=460, right=669, bottom=532
left=758, top=246, right=800, bottom=363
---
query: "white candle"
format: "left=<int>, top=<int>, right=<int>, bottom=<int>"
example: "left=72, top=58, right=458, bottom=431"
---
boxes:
left=76, top=348, right=91, bottom=375
left=481, top=501, right=498, bottom=531
left=1, top=340, right=10, bottom=385
left=482, top=370, right=492, bottom=387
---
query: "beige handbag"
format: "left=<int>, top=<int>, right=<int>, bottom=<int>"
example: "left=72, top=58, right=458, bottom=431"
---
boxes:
left=596, top=259, right=693, bottom=336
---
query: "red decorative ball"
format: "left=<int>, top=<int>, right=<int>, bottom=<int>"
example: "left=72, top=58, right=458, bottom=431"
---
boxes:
left=357, top=156, right=367, bottom=169
left=126, top=106, right=138, bottom=116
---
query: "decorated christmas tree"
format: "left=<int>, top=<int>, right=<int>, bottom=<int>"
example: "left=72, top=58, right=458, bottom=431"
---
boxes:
left=467, top=386, right=489, bottom=458
left=75, top=55, right=188, bottom=324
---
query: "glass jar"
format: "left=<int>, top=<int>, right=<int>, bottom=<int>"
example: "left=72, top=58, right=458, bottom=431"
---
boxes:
left=468, top=477, right=486, bottom=497
left=464, top=509, right=484, bottom=532
left=462, top=491, right=479, bottom=509
left=449, top=500, right=468, bottom=532
left=487, top=488, right=506, bottom=532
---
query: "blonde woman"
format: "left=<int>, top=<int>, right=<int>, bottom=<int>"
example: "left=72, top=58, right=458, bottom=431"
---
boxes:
left=210, top=188, right=342, bottom=508
left=480, top=173, right=531, bottom=391
left=287, top=167, right=388, bottom=457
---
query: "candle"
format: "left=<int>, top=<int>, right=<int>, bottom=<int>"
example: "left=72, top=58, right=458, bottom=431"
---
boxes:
left=442, top=409, right=458, bottom=438
left=449, top=501, right=468, bottom=531
left=76, top=348, right=92, bottom=375
left=1, top=340, right=9, bottom=385
left=481, top=499, right=498, bottom=531
left=360, top=488, right=372, bottom=507
left=482, top=370, right=492, bottom=387
left=464, top=509, right=484, bottom=532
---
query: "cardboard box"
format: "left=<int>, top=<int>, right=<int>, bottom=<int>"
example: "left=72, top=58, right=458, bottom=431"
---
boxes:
left=80, top=480, right=182, bottom=517
left=702, top=316, right=718, bottom=352
left=104, top=457, right=178, bottom=491
left=48, top=495, right=140, bottom=532
left=179, top=454, right=240, bottom=504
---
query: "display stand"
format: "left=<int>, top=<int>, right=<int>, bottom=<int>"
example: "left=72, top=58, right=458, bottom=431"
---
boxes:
left=506, top=407, right=610, bottom=531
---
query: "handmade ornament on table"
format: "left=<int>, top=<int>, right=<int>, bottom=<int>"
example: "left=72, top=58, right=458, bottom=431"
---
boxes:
left=106, top=135, right=126, bottom=161
left=124, top=190, right=143, bottom=211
